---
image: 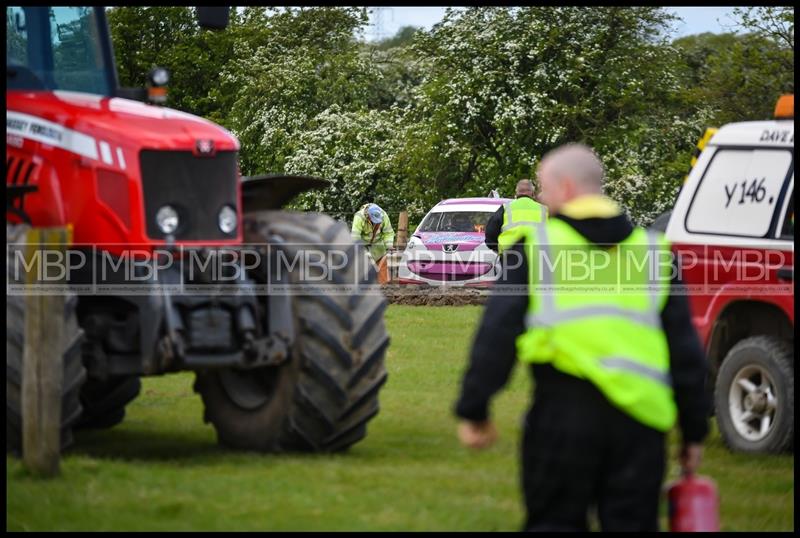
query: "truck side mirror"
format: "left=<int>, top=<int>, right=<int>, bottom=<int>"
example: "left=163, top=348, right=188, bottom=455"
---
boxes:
left=196, top=7, right=230, bottom=30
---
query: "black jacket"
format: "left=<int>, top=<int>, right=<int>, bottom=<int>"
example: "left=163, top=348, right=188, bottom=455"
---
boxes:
left=455, top=211, right=711, bottom=444
left=484, top=205, right=504, bottom=253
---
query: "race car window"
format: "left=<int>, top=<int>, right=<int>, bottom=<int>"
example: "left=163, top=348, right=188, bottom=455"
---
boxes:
left=686, top=148, right=793, bottom=238
left=418, top=211, right=492, bottom=233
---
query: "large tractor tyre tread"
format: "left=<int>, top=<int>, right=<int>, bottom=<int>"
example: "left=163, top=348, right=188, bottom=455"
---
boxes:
left=195, top=211, right=389, bottom=453
left=6, top=224, right=87, bottom=455
left=75, top=376, right=142, bottom=430
left=714, top=336, right=794, bottom=454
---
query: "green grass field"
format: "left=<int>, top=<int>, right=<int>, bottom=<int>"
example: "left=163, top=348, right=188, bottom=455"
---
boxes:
left=6, top=306, right=794, bottom=531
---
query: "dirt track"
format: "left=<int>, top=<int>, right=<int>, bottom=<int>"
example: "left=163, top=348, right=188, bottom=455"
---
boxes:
left=381, top=284, right=489, bottom=306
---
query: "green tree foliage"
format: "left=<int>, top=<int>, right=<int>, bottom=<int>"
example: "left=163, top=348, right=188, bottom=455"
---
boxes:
left=674, top=7, right=793, bottom=126
left=108, top=7, right=194, bottom=89
left=734, top=6, right=793, bottom=51
left=400, top=7, right=705, bottom=223
left=105, top=6, right=792, bottom=226
left=108, top=6, right=234, bottom=119
left=285, top=105, right=413, bottom=220
left=217, top=7, right=374, bottom=176
left=374, top=25, right=420, bottom=50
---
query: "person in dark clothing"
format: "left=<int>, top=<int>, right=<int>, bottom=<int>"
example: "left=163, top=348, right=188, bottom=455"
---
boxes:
left=484, top=179, right=540, bottom=253
left=484, top=206, right=503, bottom=252
left=455, top=143, right=710, bottom=532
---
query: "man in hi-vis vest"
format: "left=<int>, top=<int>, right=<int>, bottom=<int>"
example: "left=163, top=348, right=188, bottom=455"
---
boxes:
left=351, top=203, right=394, bottom=264
left=454, top=143, right=710, bottom=531
left=352, top=203, right=395, bottom=283
left=484, top=179, right=548, bottom=253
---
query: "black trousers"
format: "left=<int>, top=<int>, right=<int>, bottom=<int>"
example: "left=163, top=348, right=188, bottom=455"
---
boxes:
left=521, top=369, right=666, bottom=532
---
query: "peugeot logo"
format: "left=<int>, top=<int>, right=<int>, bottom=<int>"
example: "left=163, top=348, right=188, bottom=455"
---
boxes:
left=442, top=244, right=458, bottom=253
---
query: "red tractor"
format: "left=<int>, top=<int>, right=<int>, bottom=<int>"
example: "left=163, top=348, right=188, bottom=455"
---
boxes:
left=6, top=6, right=389, bottom=453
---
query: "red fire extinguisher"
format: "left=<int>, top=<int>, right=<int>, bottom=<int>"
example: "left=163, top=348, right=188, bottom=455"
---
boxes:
left=667, top=473, right=720, bottom=532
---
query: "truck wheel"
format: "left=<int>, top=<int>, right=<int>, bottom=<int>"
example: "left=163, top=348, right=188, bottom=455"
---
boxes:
left=6, top=224, right=87, bottom=455
left=714, top=336, right=793, bottom=453
left=194, top=212, right=389, bottom=452
left=75, top=376, right=141, bottom=430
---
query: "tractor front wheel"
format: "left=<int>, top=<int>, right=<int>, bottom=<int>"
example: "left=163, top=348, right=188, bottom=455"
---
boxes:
left=194, top=212, right=389, bottom=452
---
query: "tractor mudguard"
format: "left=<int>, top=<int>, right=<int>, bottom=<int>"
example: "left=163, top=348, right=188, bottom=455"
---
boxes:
left=241, top=174, right=329, bottom=213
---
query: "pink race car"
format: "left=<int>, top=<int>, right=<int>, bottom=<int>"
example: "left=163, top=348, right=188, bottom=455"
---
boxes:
left=397, top=197, right=510, bottom=287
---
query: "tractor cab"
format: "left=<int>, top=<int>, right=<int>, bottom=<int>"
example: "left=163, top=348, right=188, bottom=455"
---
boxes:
left=7, top=6, right=227, bottom=98
left=8, top=7, right=118, bottom=96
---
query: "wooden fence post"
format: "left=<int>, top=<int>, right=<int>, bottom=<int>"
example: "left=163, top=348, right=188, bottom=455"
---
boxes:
left=396, top=210, right=409, bottom=250
left=22, top=227, right=68, bottom=477
left=384, top=210, right=410, bottom=284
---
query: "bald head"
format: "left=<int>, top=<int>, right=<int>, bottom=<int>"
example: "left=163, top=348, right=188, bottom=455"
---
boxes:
left=515, top=179, right=534, bottom=198
left=542, top=143, right=604, bottom=190
left=537, top=143, right=605, bottom=212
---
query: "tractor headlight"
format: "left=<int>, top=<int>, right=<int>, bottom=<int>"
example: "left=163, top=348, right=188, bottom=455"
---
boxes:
left=218, top=205, right=237, bottom=234
left=156, top=205, right=179, bottom=235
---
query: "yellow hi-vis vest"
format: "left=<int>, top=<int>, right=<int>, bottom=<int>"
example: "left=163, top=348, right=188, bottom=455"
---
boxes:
left=516, top=218, right=677, bottom=432
left=498, top=197, right=548, bottom=253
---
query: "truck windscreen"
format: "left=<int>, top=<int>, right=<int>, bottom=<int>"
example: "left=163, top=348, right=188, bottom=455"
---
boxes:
left=7, top=6, right=113, bottom=96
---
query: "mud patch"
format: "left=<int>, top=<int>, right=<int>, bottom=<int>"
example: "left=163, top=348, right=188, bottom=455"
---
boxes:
left=381, top=284, right=489, bottom=306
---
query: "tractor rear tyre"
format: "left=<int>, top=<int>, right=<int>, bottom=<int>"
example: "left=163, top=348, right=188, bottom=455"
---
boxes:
left=194, top=212, right=389, bottom=452
left=6, top=224, right=87, bottom=455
